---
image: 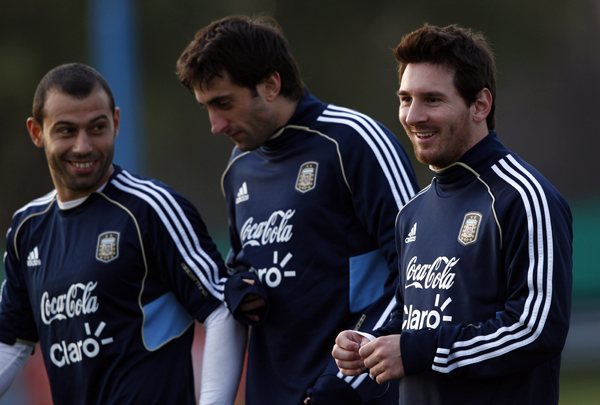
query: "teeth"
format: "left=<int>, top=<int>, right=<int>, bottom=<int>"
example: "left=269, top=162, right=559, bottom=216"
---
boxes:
left=73, top=162, right=93, bottom=168
left=415, top=132, right=435, bottom=138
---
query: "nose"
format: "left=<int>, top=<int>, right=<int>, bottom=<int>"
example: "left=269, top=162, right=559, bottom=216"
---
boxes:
left=72, top=130, right=93, bottom=155
left=402, top=101, right=427, bottom=127
left=209, top=110, right=229, bottom=135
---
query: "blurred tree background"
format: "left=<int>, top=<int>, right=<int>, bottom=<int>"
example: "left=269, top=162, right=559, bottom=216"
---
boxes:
left=1, top=0, right=599, bottom=403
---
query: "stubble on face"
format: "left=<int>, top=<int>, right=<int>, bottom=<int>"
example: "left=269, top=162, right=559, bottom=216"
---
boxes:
left=399, top=62, right=477, bottom=170
left=407, top=106, right=472, bottom=169
left=45, top=140, right=115, bottom=195
left=194, top=74, right=278, bottom=153
left=233, top=96, right=277, bottom=152
left=40, top=89, right=117, bottom=201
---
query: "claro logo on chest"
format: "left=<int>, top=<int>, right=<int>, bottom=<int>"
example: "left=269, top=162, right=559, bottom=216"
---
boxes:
left=240, top=209, right=295, bottom=247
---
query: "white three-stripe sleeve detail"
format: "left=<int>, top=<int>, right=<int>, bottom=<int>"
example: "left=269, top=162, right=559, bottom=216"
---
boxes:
left=112, top=175, right=225, bottom=300
left=325, top=105, right=417, bottom=199
left=317, top=113, right=404, bottom=208
left=112, top=178, right=225, bottom=300
left=432, top=155, right=553, bottom=373
left=317, top=109, right=413, bottom=208
left=116, top=172, right=226, bottom=290
left=119, top=171, right=224, bottom=286
left=506, top=154, right=554, bottom=325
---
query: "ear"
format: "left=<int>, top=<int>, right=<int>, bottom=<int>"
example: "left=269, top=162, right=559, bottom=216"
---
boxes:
left=27, top=117, right=45, bottom=148
left=259, top=72, right=282, bottom=101
left=472, top=88, right=492, bottom=124
left=113, top=107, right=121, bottom=139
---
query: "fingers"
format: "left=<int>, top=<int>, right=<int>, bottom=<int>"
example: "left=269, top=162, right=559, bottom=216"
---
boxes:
left=358, top=339, right=375, bottom=359
left=240, top=295, right=266, bottom=311
left=239, top=294, right=267, bottom=322
left=334, top=357, right=364, bottom=376
left=367, top=365, right=394, bottom=384
left=335, top=330, right=368, bottom=351
left=332, top=331, right=368, bottom=376
left=332, top=344, right=361, bottom=361
left=333, top=345, right=364, bottom=365
left=332, top=343, right=364, bottom=374
left=360, top=335, right=405, bottom=382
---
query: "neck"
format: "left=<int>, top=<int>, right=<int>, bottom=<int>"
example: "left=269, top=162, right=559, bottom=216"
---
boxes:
left=273, top=96, right=300, bottom=128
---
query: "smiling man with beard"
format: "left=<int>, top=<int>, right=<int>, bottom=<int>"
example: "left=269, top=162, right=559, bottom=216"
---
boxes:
left=0, top=63, right=246, bottom=405
left=333, top=24, right=573, bottom=405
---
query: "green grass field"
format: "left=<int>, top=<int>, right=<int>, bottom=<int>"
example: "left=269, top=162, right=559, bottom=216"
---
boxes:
left=560, top=369, right=600, bottom=404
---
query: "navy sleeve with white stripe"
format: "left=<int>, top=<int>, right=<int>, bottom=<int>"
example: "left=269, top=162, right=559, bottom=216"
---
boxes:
left=306, top=102, right=418, bottom=403
left=429, top=153, right=571, bottom=377
left=317, top=103, right=418, bottom=282
left=111, top=169, right=227, bottom=316
left=374, top=132, right=572, bottom=404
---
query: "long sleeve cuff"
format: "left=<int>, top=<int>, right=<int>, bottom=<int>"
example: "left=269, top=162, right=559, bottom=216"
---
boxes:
left=224, top=271, right=269, bottom=325
left=400, top=329, right=438, bottom=375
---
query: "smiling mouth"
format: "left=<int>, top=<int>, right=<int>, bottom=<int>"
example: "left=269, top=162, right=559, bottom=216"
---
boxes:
left=413, top=131, right=436, bottom=139
left=71, top=161, right=94, bottom=169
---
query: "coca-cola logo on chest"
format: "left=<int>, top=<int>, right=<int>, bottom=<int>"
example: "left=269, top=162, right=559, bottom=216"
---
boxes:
left=41, top=281, right=100, bottom=325
left=240, top=209, right=295, bottom=247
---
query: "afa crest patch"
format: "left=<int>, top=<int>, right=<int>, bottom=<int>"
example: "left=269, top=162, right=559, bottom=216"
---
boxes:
left=458, top=212, right=482, bottom=246
left=296, top=162, right=318, bottom=193
left=96, top=231, right=120, bottom=263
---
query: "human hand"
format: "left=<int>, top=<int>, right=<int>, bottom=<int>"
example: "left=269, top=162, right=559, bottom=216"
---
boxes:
left=239, top=279, right=267, bottom=322
left=359, top=334, right=404, bottom=383
left=332, top=330, right=371, bottom=376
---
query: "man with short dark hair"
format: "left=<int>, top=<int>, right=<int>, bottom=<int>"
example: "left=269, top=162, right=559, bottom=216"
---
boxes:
left=333, top=24, right=573, bottom=404
left=0, top=63, right=246, bottom=404
left=177, top=15, right=419, bottom=404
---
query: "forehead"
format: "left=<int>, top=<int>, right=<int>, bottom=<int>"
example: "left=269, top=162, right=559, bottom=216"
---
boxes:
left=193, top=72, right=250, bottom=104
left=43, top=89, right=112, bottom=126
left=400, top=63, right=457, bottom=94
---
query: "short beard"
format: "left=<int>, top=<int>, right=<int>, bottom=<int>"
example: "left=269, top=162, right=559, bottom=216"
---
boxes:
left=409, top=108, right=472, bottom=169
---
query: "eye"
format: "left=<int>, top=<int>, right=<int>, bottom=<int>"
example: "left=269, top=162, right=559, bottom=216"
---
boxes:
left=88, top=122, right=108, bottom=135
left=57, top=126, right=75, bottom=136
left=399, top=96, right=412, bottom=105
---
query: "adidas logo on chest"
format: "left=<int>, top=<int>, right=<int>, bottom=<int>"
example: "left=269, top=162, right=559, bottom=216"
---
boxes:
left=27, top=246, right=42, bottom=267
left=236, top=182, right=249, bottom=204
left=405, top=223, right=417, bottom=243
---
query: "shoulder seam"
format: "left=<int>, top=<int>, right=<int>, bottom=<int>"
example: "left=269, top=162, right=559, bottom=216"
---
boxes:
left=13, top=199, right=56, bottom=261
left=221, top=150, right=252, bottom=198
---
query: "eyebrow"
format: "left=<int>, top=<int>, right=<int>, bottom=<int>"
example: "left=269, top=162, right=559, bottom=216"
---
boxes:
left=397, top=90, right=446, bottom=98
left=200, top=95, right=231, bottom=107
left=52, top=114, right=110, bottom=128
